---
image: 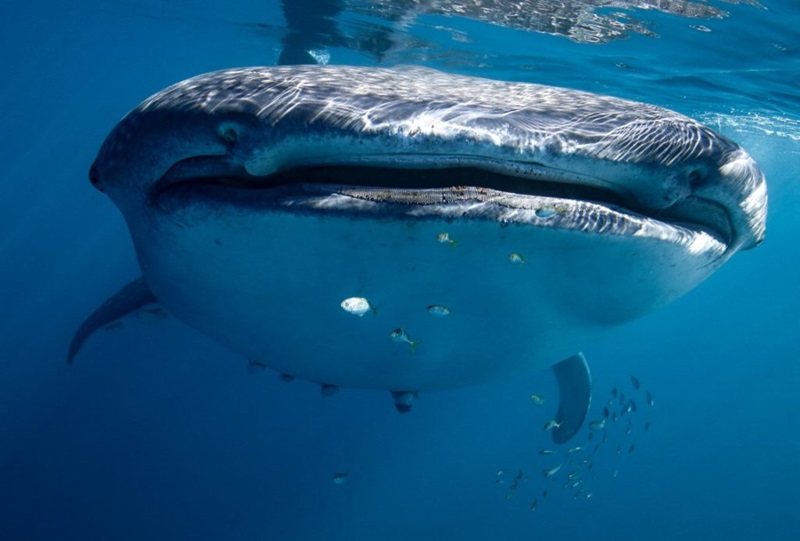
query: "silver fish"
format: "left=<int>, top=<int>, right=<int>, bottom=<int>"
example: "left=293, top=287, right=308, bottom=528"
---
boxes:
left=390, top=328, right=421, bottom=352
left=530, top=394, right=546, bottom=406
left=508, top=252, right=526, bottom=264
left=340, top=296, right=375, bottom=317
left=436, top=232, right=458, bottom=247
left=543, top=420, right=561, bottom=431
left=589, top=419, right=606, bottom=430
left=425, top=304, right=451, bottom=316
left=543, top=464, right=562, bottom=478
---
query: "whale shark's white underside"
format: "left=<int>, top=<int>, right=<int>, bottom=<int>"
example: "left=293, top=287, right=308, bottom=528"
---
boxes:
left=70, top=66, right=766, bottom=443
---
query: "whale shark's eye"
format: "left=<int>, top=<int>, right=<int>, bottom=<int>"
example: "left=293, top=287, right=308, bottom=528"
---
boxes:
left=687, top=168, right=706, bottom=190
left=217, top=123, right=239, bottom=145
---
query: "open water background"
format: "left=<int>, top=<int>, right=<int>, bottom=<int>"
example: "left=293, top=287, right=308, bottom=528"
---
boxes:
left=0, top=1, right=798, bottom=539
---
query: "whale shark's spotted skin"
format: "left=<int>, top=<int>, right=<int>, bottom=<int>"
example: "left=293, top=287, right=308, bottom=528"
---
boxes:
left=72, top=66, right=767, bottom=443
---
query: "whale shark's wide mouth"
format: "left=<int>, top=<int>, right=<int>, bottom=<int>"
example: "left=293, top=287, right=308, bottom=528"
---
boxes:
left=150, top=155, right=735, bottom=249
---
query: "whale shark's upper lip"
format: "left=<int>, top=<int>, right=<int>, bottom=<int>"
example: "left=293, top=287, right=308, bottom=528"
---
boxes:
left=151, top=153, right=736, bottom=248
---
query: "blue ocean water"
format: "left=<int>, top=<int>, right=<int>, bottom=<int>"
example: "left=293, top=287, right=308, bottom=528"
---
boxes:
left=0, top=1, right=798, bottom=539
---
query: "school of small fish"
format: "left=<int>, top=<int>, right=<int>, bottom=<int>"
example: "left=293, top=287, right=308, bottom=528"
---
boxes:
left=497, top=374, right=655, bottom=512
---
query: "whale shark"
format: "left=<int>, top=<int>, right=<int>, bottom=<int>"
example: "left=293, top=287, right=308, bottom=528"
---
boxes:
left=70, top=65, right=767, bottom=443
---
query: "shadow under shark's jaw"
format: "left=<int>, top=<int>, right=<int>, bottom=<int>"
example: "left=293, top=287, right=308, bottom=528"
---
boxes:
left=149, top=157, right=735, bottom=252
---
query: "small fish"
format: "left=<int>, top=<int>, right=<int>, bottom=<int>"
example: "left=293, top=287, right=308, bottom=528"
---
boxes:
left=496, top=469, right=506, bottom=477
left=542, top=489, right=548, bottom=498
left=612, top=412, right=618, bottom=423
left=646, top=391, right=655, bottom=407
left=587, top=431, right=594, bottom=441
left=616, top=444, right=622, bottom=455
left=530, top=498, right=538, bottom=512
left=279, top=373, right=295, bottom=383
left=625, top=425, right=633, bottom=436
left=508, top=252, right=526, bottom=264
left=631, top=375, right=641, bottom=390
left=246, top=360, right=266, bottom=374
left=613, top=469, right=619, bottom=478
left=425, top=304, right=451, bottom=316
left=589, top=419, right=606, bottom=430
left=515, top=469, right=524, bottom=480
left=611, top=387, right=619, bottom=398
left=436, top=232, right=458, bottom=247
left=630, top=400, right=637, bottom=413
left=543, top=420, right=561, bottom=431
left=340, top=296, right=375, bottom=317
left=538, top=449, right=558, bottom=456
left=603, top=406, right=610, bottom=419
left=543, top=464, right=562, bottom=478
left=530, top=394, right=546, bottom=406
left=644, top=421, right=651, bottom=432
left=320, top=383, right=339, bottom=397
left=629, top=444, right=636, bottom=454
left=390, top=328, right=421, bottom=352
left=104, top=321, right=123, bottom=331
left=332, top=471, right=349, bottom=485
left=567, top=446, right=584, bottom=455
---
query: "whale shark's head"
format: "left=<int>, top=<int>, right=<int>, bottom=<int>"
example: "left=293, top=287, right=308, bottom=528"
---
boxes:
left=92, top=66, right=766, bottom=252
left=87, top=66, right=766, bottom=392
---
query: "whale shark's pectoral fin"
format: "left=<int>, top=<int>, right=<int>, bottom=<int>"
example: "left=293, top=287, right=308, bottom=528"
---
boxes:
left=551, top=352, right=592, bottom=444
left=68, top=277, right=159, bottom=364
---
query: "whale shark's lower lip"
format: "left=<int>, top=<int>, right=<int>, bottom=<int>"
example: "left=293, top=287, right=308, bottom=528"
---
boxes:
left=151, top=159, right=734, bottom=249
